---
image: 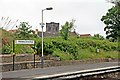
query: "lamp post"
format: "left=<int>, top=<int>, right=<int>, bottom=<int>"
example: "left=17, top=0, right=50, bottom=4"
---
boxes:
left=40, top=7, right=53, bottom=68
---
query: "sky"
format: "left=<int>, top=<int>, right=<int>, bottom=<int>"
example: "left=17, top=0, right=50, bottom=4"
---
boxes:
left=0, top=0, right=114, bottom=36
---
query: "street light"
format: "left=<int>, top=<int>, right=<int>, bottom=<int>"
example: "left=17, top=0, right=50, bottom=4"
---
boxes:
left=40, top=7, right=53, bottom=68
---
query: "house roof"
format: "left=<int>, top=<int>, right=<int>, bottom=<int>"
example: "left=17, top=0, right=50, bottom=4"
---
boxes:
left=79, top=34, right=91, bottom=37
left=9, top=29, right=17, bottom=33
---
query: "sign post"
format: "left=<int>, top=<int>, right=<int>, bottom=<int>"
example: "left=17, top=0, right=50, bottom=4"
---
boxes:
left=12, top=40, right=15, bottom=71
left=34, top=41, right=36, bottom=68
left=15, top=40, right=34, bottom=44
left=13, top=40, right=35, bottom=70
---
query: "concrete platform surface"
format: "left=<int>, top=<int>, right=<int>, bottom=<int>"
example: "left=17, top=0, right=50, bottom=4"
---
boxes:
left=1, top=62, right=119, bottom=79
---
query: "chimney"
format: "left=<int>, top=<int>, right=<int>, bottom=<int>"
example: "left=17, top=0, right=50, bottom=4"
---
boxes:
left=35, top=29, right=38, bottom=34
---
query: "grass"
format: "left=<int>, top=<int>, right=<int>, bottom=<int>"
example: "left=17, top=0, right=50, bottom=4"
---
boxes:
left=14, top=44, right=34, bottom=54
left=52, top=49, right=119, bottom=60
left=76, top=49, right=118, bottom=60
left=100, top=51, right=118, bottom=59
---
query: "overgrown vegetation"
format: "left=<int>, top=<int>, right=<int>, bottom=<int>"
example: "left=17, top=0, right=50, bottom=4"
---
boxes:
left=1, top=28, right=35, bottom=54
left=1, top=28, right=118, bottom=60
left=1, top=29, right=13, bottom=54
left=33, top=36, right=118, bottom=60
left=1, top=17, right=119, bottom=61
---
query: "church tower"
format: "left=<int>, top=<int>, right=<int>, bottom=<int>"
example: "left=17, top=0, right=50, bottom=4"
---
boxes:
left=46, top=22, right=59, bottom=33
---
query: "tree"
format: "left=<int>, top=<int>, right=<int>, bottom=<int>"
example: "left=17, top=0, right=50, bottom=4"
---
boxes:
left=60, top=19, right=75, bottom=40
left=15, top=22, right=33, bottom=39
left=101, top=5, right=120, bottom=42
left=106, top=0, right=120, bottom=6
left=94, top=34, right=105, bottom=40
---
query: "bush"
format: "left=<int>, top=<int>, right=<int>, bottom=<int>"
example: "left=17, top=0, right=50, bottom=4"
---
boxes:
left=76, top=38, right=117, bottom=51
left=52, top=40, right=78, bottom=54
left=2, top=45, right=12, bottom=54
left=53, top=49, right=74, bottom=60
left=33, top=37, right=118, bottom=60
left=35, top=40, right=54, bottom=55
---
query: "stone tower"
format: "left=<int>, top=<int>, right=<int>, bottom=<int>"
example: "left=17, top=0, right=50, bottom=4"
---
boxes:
left=46, top=22, right=59, bottom=33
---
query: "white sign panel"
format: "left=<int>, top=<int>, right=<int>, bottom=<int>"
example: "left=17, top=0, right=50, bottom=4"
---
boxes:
left=15, top=40, right=34, bottom=44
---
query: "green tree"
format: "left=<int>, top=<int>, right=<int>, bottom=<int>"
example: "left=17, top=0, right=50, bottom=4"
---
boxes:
left=94, top=34, right=105, bottom=40
left=15, top=22, right=33, bottom=39
left=101, top=6, right=120, bottom=42
left=106, top=0, right=120, bottom=6
left=60, top=19, right=75, bottom=40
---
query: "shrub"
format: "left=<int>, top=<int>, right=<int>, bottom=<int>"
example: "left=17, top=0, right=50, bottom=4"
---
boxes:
left=2, top=45, right=12, bottom=54
left=53, top=49, right=74, bottom=60
left=52, top=40, right=78, bottom=54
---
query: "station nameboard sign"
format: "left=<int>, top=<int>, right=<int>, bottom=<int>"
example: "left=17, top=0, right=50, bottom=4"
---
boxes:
left=15, top=40, right=34, bottom=44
